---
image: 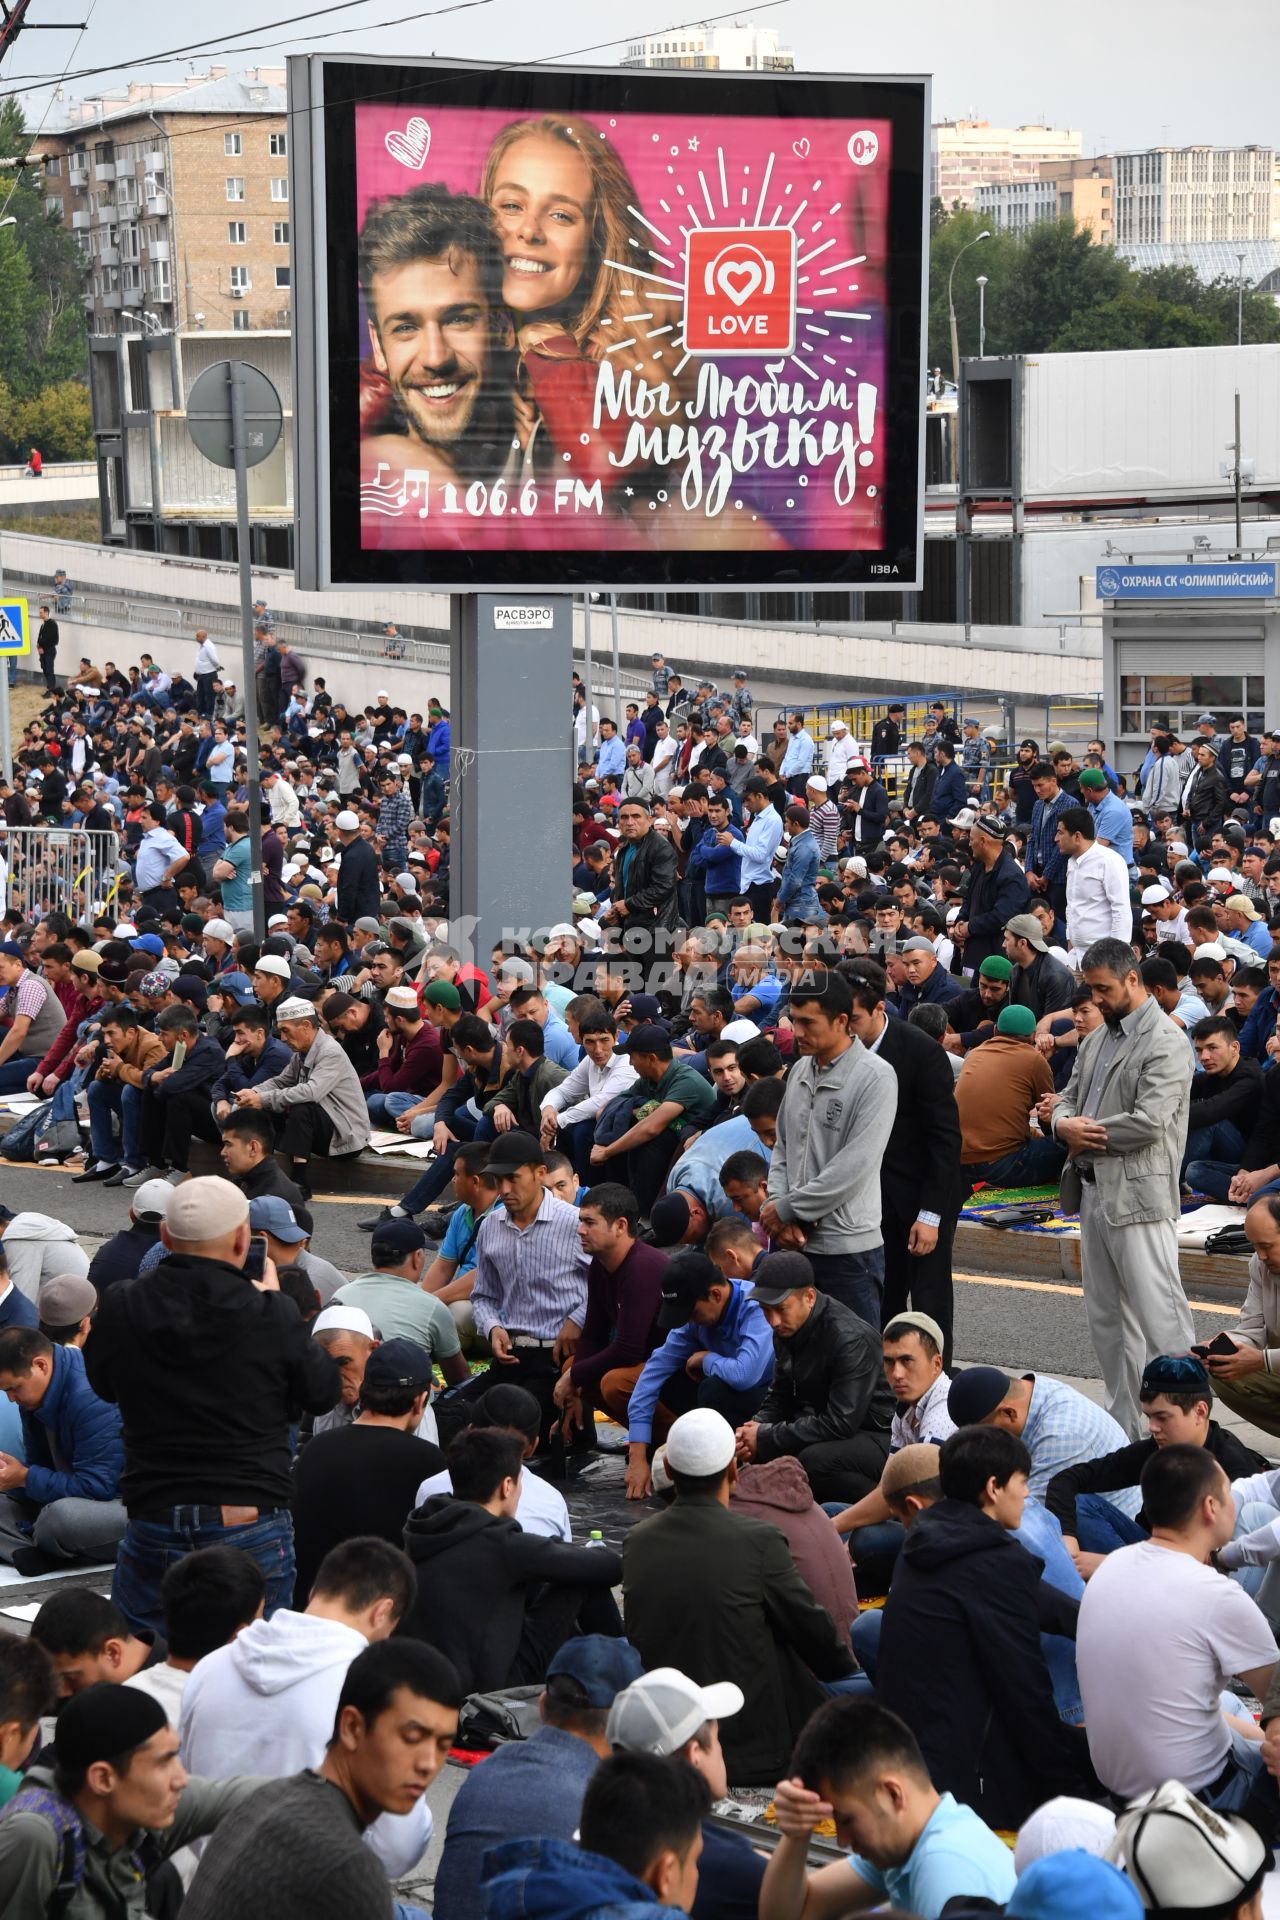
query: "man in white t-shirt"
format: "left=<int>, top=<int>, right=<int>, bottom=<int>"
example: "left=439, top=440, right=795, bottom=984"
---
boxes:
left=417, top=1382, right=570, bottom=1542
left=1077, top=1443, right=1277, bottom=1812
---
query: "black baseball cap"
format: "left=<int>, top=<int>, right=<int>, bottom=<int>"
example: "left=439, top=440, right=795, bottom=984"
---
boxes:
left=483, top=1130, right=546, bottom=1176
left=369, top=1219, right=428, bottom=1262
left=748, top=1250, right=816, bottom=1306
left=657, top=1250, right=722, bottom=1328
left=362, top=1338, right=434, bottom=1394
left=617, top=1022, right=672, bottom=1055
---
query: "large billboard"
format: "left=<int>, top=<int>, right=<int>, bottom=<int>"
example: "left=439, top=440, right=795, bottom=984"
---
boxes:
left=290, top=57, right=929, bottom=592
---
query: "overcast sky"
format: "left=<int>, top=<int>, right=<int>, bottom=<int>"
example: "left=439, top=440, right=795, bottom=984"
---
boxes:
left=5, top=0, right=1274, bottom=154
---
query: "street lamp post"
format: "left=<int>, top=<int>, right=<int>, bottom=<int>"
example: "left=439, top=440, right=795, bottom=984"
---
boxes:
left=976, top=275, right=989, bottom=359
left=947, top=229, right=990, bottom=383
left=1237, top=252, right=1246, bottom=347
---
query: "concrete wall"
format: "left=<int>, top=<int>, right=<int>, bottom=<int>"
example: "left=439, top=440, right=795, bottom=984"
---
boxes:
left=0, top=464, right=99, bottom=512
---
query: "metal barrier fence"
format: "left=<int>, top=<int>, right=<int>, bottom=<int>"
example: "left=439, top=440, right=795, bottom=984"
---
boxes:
left=0, top=827, right=122, bottom=928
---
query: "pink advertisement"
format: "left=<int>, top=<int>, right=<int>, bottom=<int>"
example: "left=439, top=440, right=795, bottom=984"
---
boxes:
left=299, top=62, right=927, bottom=589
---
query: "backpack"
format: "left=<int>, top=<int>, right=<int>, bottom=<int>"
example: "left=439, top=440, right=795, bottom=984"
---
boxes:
left=2, top=1097, right=54, bottom=1161
left=457, top=1684, right=544, bottom=1749
left=0, top=1782, right=87, bottom=1917
left=1205, top=1222, right=1251, bottom=1258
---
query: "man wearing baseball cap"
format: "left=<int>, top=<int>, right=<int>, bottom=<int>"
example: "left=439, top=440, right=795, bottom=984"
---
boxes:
left=84, top=1178, right=173, bottom=1293
left=608, top=1665, right=767, bottom=1918
left=435, top=1636, right=645, bottom=1919
left=85, top=1175, right=342, bottom=1632
left=332, top=1219, right=469, bottom=1384
left=623, top=1408, right=859, bottom=1784
left=736, top=1251, right=896, bottom=1505
left=1003, top=912, right=1076, bottom=1025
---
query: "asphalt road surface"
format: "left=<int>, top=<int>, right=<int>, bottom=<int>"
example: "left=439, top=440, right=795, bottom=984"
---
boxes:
left=0, top=1160, right=1241, bottom=1384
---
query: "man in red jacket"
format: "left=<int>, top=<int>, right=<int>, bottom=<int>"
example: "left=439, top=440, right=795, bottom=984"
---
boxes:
left=362, top=982, right=444, bottom=1127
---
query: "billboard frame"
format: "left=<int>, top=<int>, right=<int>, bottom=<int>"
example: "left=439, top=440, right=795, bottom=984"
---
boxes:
left=290, top=53, right=930, bottom=594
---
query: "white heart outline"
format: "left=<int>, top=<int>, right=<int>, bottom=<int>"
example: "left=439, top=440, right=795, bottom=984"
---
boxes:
left=385, top=117, right=432, bottom=170
left=716, top=260, right=763, bottom=307
left=792, top=137, right=810, bottom=159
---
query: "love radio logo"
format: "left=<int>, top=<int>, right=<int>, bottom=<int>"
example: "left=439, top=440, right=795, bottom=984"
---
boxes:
left=684, top=227, right=796, bottom=356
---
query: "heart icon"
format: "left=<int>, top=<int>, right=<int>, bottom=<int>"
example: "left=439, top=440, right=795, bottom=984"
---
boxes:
left=792, top=137, right=810, bottom=159
left=716, top=260, right=763, bottom=307
left=385, top=117, right=432, bottom=170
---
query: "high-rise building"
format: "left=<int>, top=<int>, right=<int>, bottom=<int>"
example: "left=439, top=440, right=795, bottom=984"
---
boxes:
left=1110, top=145, right=1277, bottom=246
left=621, top=23, right=795, bottom=70
left=32, top=68, right=290, bottom=336
left=932, top=119, right=1083, bottom=208
left=975, top=157, right=1114, bottom=242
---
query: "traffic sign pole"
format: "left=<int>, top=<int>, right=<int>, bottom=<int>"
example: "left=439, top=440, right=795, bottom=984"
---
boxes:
left=0, top=562, right=10, bottom=787
left=185, top=358, right=282, bottom=947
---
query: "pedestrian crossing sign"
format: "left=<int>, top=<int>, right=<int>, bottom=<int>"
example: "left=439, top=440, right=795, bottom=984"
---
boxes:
left=0, top=600, right=29, bottom=655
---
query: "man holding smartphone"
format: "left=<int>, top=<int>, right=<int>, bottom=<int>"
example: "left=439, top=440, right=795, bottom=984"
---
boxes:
left=1200, top=1194, right=1280, bottom=1440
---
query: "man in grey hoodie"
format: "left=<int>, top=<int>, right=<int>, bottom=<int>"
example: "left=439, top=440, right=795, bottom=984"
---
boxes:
left=0, top=1209, right=91, bottom=1304
left=762, top=970, right=898, bottom=1329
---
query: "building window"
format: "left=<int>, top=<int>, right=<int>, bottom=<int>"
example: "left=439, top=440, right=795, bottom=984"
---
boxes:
left=230, top=265, right=250, bottom=292
left=44, top=154, right=61, bottom=177
left=228, top=221, right=247, bottom=244
left=269, top=132, right=287, bottom=156
left=270, top=177, right=288, bottom=202
left=273, top=221, right=289, bottom=245
left=275, top=265, right=290, bottom=288
left=232, top=309, right=251, bottom=331
left=224, top=132, right=242, bottom=156
left=226, top=177, right=245, bottom=201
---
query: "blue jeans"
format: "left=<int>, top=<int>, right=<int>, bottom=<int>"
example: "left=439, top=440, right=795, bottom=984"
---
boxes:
left=1075, top=1493, right=1148, bottom=1555
left=400, top=1106, right=481, bottom=1215
left=113, top=1508, right=295, bottom=1637
left=805, top=1248, right=884, bottom=1329
left=850, top=1608, right=882, bottom=1679
left=840, top=1518, right=905, bottom=1594
left=819, top=1670, right=875, bottom=1699
left=1016, top=1499, right=1085, bottom=1725
left=1185, top=1161, right=1280, bottom=1202
left=0, top=1058, right=40, bottom=1094
left=964, top=1136, right=1066, bottom=1192
left=88, top=1078, right=143, bottom=1165
left=366, top=1089, right=423, bottom=1128
left=1182, top=1120, right=1247, bottom=1183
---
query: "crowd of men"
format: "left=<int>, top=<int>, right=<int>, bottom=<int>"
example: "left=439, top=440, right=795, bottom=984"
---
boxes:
left=0, top=635, right=1279, bottom=1915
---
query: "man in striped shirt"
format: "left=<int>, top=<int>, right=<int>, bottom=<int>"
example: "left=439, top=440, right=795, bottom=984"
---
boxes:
left=464, top=1131, right=589, bottom=1448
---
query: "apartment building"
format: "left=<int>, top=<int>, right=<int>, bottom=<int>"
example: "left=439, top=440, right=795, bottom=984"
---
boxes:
left=932, top=119, right=1083, bottom=208
left=1112, top=144, right=1278, bottom=246
left=975, top=157, right=1114, bottom=242
left=34, top=68, right=290, bottom=335
left=621, top=23, right=795, bottom=69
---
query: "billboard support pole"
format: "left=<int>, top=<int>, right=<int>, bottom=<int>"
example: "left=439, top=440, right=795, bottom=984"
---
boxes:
left=610, top=592, right=622, bottom=730
left=582, top=594, right=593, bottom=766
left=452, top=594, right=574, bottom=971
left=228, top=362, right=267, bottom=944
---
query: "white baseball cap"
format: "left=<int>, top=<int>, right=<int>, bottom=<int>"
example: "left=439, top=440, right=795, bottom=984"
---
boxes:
left=830, top=721, right=848, bottom=734
left=664, top=1407, right=736, bottom=1476
left=334, top=810, right=360, bottom=832
left=606, top=1667, right=745, bottom=1757
left=313, top=1305, right=374, bottom=1338
left=203, top=919, right=235, bottom=943
left=131, top=1178, right=177, bottom=1222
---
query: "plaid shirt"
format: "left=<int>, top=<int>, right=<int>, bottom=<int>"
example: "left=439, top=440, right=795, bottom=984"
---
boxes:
left=377, top=788, right=413, bottom=864
left=1022, top=1373, right=1142, bottom=1518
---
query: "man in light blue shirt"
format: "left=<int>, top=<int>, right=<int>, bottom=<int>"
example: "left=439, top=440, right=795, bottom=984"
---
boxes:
left=763, top=1700, right=1016, bottom=1920
left=1080, top=768, right=1137, bottom=877
left=595, top=718, right=626, bottom=783
left=779, top=711, right=816, bottom=793
left=739, top=780, right=783, bottom=922
left=132, top=804, right=189, bottom=904
left=509, top=986, right=581, bottom=1071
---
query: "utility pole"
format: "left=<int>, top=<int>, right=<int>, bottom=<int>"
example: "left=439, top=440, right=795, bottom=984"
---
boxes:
left=1220, top=392, right=1254, bottom=555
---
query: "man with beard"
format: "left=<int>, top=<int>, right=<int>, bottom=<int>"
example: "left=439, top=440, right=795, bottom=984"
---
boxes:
left=358, top=183, right=515, bottom=518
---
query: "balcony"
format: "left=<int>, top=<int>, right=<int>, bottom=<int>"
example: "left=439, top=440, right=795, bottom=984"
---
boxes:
left=71, top=209, right=91, bottom=231
left=100, top=290, right=122, bottom=310
left=147, top=238, right=170, bottom=263
left=144, top=150, right=164, bottom=173
left=93, top=199, right=115, bottom=225
left=122, top=286, right=142, bottom=307
left=94, top=160, right=116, bottom=183
left=68, top=163, right=89, bottom=189
left=99, top=244, right=119, bottom=266
left=146, top=192, right=167, bottom=218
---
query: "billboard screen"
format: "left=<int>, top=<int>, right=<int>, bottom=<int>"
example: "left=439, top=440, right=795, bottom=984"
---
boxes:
left=291, top=57, right=928, bottom=592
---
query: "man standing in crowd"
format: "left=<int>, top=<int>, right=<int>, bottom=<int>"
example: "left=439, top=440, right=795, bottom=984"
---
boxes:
left=1051, top=936, right=1197, bottom=1436
left=85, top=1176, right=341, bottom=1631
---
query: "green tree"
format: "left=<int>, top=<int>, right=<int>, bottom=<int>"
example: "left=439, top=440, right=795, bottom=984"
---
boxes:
left=13, top=380, right=93, bottom=460
left=0, top=98, right=88, bottom=398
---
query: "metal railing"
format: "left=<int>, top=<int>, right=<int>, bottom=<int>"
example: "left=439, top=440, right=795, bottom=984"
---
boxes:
left=0, top=827, right=122, bottom=928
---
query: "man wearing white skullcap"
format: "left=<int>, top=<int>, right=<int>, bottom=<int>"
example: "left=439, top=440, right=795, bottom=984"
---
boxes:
left=234, top=997, right=370, bottom=1195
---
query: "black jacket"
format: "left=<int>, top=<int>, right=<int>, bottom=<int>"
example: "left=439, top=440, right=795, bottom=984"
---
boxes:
left=874, top=1012, right=963, bottom=1224
left=1184, top=762, right=1229, bottom=824
left=293, top=1425, right=445, bottom=1608
left=902, top=760, right=937, bottom=817
left=1011, top=950, right=1076, bottom=1022
left=960, top=850, right=1032, bottom=972
left=877, top=1498, right=1096, bottom=1827
left=401, top=1495, right=622, bottom=1693
left=612, top=828, right=680, bottom=938
left=84, top=1252, right=341, bottom=1514
left=1188, top=1056, right=1263, bottom=1136
left=623, top=1492, right=856, bottom=1784
left=86, top=1220, right=162, bottom=1293
left=335, top=834, right=382, bottom=924
left=1044, top=1420, right=1267, bottom=1536
left=1241, top=1067, right=1280, bottom=1173
left=756, top=1291, right=894, bottom=1459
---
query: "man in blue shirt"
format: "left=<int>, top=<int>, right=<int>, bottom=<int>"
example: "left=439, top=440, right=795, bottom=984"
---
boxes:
left=595, top=718, right=626, bottom=783
left=1080, top=767, right=1136, bottom=878
left=617, top=1252, right=774, bottom=1501
left=433, top=1636, right=641, bottom=1920
left=761, top=1699, right=1016, bottom=1920
left=779, top=712, right=816, bottom=795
